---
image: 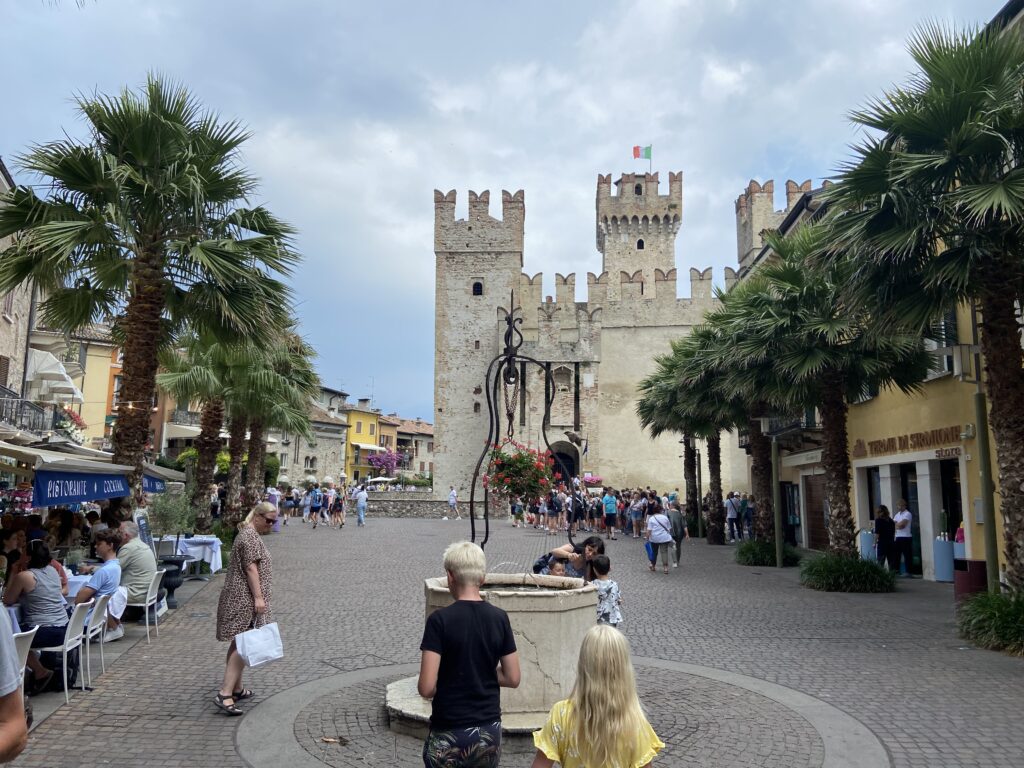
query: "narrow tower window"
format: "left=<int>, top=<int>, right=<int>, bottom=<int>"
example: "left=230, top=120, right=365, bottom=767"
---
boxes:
left=634, top=183, right=643, bottom=196
left=636, top=238, right=645, bottom=250
left=472, top=281, right=484, bottom=296
left=473, top=402, right=481, bottom=414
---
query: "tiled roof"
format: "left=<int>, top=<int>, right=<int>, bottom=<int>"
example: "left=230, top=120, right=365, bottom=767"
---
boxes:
left=396, top=417, right=433, bottom=437
left=309, top=402, right=348, bottom=426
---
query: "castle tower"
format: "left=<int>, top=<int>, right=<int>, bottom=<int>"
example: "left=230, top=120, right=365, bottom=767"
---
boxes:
left=433, top=188, right=525, bottom=498
left=596, top=172, right=682, bottom=302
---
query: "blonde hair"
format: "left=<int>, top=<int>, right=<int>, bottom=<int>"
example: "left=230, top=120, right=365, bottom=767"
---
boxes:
left=243, top=501, right=277, bottom=527
left=568, top=624, right=648, bottom=767
left=442, top=541, right=486, bottom=586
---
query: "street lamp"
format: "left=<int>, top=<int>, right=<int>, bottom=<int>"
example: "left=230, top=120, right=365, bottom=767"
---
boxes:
left=758, top=417, right=784, bottom=569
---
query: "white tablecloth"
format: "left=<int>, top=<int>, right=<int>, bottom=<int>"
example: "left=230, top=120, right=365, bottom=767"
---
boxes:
left=66, top=574, right=91, bottom=598
left=5, top=606, right=19, bottom=634
left=161, top=536, right=223, bottom=574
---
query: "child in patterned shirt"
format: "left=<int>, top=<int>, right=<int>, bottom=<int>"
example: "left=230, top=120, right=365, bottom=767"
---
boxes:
left=591, top=555, right=622, bottom=627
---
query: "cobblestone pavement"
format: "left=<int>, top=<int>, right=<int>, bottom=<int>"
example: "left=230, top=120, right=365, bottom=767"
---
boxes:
left=12, top=517, right=1024, bottom=767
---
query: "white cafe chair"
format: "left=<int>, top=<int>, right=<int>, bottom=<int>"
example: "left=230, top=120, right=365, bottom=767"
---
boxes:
left=126, top=570, right=165, bottom=643
left=83, top=592, right=112, bottom=685
left=13, top=626, right=39, bottom=683
left=35, top=600, right=92, bottom=704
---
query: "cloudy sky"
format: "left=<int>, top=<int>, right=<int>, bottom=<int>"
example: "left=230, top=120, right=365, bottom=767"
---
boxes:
left=2, top=0, right=1004, bottom=421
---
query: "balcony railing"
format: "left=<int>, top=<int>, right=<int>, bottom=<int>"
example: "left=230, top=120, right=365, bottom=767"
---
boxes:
left=0, top=384, right=57, bottom=435
left=170, top=409, right=204, bottom=426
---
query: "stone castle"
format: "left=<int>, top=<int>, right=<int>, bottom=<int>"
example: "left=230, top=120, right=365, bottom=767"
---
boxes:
left=432, top=171, right=805, bottom=497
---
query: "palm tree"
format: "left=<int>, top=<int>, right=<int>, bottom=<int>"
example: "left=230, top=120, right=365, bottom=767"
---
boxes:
left=0, top=76, right=297, bottom=503
left=714, top=224, right=929, bottom=555
left=825, top=24, right=1024, bottom=582
left=157, top=333, right=229, bottom=533
left=240, top=332, right=320, bottom=507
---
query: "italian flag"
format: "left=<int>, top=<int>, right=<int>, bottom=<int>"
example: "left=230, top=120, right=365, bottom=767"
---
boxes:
left=632, top=145, right=652, bottom=159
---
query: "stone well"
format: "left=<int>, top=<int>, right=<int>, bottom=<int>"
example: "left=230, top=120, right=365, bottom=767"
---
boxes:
left=386, top=573, right=597, bottom=735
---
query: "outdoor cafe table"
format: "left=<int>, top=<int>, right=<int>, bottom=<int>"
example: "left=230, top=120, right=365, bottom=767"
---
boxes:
left=66, top=574, right=91, bottom=599
left=160, top=535, right=223, bottom=575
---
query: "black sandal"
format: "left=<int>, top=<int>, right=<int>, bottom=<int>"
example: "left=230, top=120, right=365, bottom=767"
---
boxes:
left=214, top=693, right=244, bottom=716
left=232, top=688, right=254, bottom=700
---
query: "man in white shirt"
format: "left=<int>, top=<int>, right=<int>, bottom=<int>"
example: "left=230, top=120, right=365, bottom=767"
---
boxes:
left=448, top=486, right=461, bottom=520
left=355, top=485, right=369, bottom=527
left=893, top=499, right=914, bottom=576
left=0, top=607, right=27, bottom=762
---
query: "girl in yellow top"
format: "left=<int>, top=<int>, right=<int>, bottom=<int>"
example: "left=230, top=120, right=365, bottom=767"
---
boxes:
left=531, top=624, right=664, bottom=768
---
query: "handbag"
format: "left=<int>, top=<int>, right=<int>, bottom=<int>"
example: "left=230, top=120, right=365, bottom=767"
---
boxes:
left=235, top=621, right=284, bottom=668
left=644, top=540, right=656, bottom=563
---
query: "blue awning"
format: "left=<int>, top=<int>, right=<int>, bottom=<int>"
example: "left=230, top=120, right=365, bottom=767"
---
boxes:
left=143, top=474, right=167, bottom=494
left=33, top=469, right=130, bottom=506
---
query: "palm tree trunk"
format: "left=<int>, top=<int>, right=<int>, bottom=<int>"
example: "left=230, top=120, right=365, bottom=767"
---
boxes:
left=706, top=433, right=725, bottom=545
left=191, top=399, right=224, bottom=534
left=748, top=418, right=774, bottom=540
left=223, top=415, right=248, bottom=528
left=111, top=251, right=165, bottom=514
left=978, top=287, right=1024, bottom=589
left=244, top=419, right=267, bottom=506
left=818, top=373, right=855, bottom=556
left=683, top=434, right=698, bottom=534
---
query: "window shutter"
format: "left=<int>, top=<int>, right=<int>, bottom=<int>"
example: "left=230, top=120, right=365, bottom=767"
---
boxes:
left=0, top=356, right=9, bottom=389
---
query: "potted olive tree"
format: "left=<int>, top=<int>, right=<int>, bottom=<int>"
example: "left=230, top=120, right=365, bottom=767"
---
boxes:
left=146, top=487, right=196, bottom=608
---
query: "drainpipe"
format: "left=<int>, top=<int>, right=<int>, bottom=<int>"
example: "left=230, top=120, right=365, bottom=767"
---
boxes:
left=20, top=282, right=37, bottom=397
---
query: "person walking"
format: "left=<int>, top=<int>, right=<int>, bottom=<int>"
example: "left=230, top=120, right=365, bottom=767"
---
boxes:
left=873, top=505, right=896, bottom=570
left=355, top=485, right=369, bottom=527
left=213, top=502, right=277, bottom=716
left=530, top=624, right=663, bottom=768
left=645, top=502, right=674, bottom=574
left=893, top=500, right=914, bottom=576
left=418, top=541, right=520, bottom=767
left=666, top=502, right=689, bottom=568
left=448, top=486, right=461, bottom=520
left=724, top=492, right=743, bottom=542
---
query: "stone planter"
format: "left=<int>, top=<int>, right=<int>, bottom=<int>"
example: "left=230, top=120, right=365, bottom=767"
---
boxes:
left=158, top=558, right=188, bottom=608
left=387, top=573, right=597, bottom=735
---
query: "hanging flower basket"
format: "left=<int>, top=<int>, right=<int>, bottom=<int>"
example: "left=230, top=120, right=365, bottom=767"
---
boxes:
left=483, top=440, right=554, bottom=502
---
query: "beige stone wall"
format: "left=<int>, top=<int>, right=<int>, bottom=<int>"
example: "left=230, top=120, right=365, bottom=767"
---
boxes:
left=0, top=282, right=31, bottom=394
left=433, top=189, right=524, bottom=499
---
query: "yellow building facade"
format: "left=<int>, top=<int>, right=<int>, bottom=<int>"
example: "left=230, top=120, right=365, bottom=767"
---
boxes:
left=343, top=399, right=383, bottom=483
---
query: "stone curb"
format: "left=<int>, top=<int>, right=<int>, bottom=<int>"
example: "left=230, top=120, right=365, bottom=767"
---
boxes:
left=237, top=658, right=891, bottom=768
left=634, top=656, right=892, bottom=768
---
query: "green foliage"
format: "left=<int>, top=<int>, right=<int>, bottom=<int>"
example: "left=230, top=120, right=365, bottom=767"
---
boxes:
left=957, top=592, right=1024, bottom=656
left=175, top=447, right=231, bottom=475
left=212, top=519, right=240, bottom=550
left=399, top=473, right=432, bottom=487
left=147, top=487, right=196, bottom=537
left=736, top=539, right=802, bottom=567
left=800, top=553, right=895, bottom=592
left=154, top=454, right=178, bottom=470
left=175, top=448, right=198, bottom=471
left=263, top=454, right=280, bottom=487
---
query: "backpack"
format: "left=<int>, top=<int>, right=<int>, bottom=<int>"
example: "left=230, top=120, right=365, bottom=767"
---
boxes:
left=39, top=648, right=79, bottom=690
left=310, top=489, right=323, bottom=508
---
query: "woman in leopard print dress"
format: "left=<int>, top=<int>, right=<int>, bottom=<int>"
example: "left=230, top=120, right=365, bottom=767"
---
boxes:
left=214, top=502, right=277, bottom=715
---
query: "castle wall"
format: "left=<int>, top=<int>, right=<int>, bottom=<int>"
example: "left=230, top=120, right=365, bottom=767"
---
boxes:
left=433, top=189, right=525, bottom=498
left=433, top=173, right=753, bottom=503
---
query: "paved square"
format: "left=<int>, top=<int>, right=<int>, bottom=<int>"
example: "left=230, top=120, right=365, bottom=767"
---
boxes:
left=11, top=517, right=1024, bottom=767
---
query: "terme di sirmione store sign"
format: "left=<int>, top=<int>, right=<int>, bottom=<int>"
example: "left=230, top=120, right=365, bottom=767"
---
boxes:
left=852, top=426, right=963, bottom=461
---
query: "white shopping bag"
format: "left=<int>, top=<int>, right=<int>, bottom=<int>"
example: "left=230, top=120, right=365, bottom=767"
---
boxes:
left=235, top=621, right=284, bottom=668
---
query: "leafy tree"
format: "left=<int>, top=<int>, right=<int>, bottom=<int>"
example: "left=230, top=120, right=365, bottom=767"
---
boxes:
left=825, top=24, right=1024, bottom=582
left=0, top=76, right=297, bottom=504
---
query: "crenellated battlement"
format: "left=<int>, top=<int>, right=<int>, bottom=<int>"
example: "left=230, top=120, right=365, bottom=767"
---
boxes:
left=734, top=178, right=812, bottom=271
left=434, top=188, right=525, bottom=253
left=596, top=171, right=682, bottom=253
